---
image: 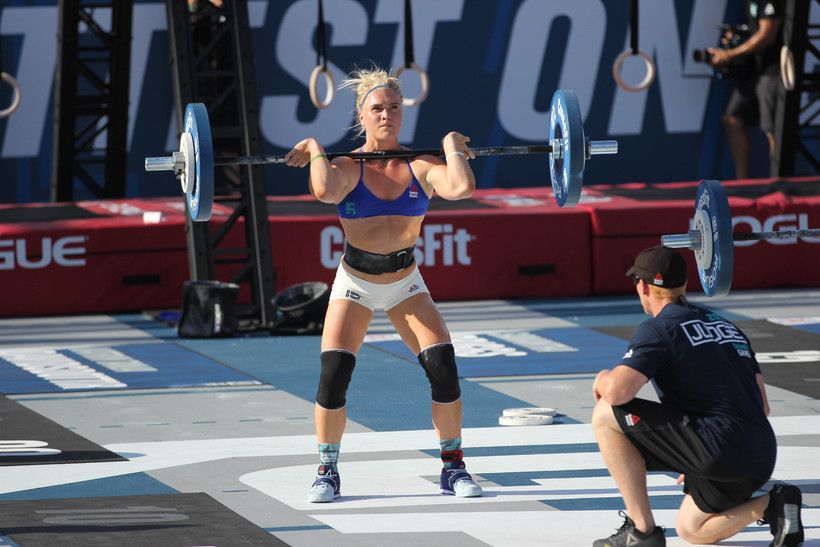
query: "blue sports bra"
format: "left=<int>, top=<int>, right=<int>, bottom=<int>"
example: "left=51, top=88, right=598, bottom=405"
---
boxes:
left=336, top=159, right=430, bottom=219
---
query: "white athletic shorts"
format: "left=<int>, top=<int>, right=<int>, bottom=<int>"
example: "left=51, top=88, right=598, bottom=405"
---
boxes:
left=329, top=259, right=430, bottom=311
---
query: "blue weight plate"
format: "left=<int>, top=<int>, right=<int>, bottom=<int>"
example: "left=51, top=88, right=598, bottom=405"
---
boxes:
left=548, top=89, right=585, bottom=207
left=184, top=103, right=214, bottom=222
left=696, top=180, right=734, bottom=296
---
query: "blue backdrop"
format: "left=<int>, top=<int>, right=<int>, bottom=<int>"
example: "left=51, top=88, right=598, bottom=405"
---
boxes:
left=0, top=0, right=814, bottom=204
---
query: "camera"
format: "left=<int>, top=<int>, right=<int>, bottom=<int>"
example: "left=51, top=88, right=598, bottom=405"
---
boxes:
left=692, top=24, right=754, bottom=80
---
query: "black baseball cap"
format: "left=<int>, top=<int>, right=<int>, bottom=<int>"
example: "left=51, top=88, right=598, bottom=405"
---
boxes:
left=626, top=245, right=687, bottom=288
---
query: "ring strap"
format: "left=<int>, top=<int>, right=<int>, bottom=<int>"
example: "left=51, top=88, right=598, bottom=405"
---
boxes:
left=315, top=0, right=328, bottom=70
left=404, top=0, right=415, bottom=68
left=344, top=242, right=416, bottom=275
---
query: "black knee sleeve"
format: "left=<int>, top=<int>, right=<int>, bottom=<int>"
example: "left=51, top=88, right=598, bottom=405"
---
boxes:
left=315, top=350, right=356, bottom=410
left=417, top=343, right=461, bottom=403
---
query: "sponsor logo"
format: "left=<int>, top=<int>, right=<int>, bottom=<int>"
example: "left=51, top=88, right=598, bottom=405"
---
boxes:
left=0, top=440, right=61, bottom=457
left=653, top=273, right=664, bottom=286
left=680, top=319, right=746, bottom=347
left=344, top=289, right=361, bottom=300
left=624, top=413, right=640, bottom=427
left=622, top=349, right=633, bottom=359
left=414, top=223, right=474, bottom=267
left=344, top=202, right=357, bottom=216
left=0, top=235, right=87, bottom=270
left=320, top=224, right=474, bottom=269
left=733, top=343, right=752, bottom=359
left=36, top=507, right=189, bottom=525
left=408, top=284, right=419, bottom=293
left=408, top=184, right=419, bottom=198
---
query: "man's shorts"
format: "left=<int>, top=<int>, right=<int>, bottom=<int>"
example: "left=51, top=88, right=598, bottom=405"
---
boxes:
left=725, top=72, right=779, bottom=134
left=328, top=259, right=430, bottom=311
left=613, top=398, right=767, bottom=514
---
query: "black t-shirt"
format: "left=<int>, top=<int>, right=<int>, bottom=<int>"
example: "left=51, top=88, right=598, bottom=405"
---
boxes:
left=621, top=302, right=776, bottom=480
left=747, top=0, right=783, bottom=73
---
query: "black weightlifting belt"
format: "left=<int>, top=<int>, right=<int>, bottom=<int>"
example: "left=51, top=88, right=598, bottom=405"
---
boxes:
left=343, top=242, right=416, bottom=275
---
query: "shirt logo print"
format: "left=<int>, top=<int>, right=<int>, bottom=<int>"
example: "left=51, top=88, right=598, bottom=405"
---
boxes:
left=344, top=202, right=357, bottom=216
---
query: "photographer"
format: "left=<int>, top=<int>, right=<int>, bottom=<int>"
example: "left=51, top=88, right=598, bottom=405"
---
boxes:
left=710, top=1, right=783, bottom=179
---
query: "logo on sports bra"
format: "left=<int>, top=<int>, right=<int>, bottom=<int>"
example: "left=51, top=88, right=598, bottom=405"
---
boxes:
left=344, top=202, right=357, bottom=216
left=409, top=184, right=419, bottom=198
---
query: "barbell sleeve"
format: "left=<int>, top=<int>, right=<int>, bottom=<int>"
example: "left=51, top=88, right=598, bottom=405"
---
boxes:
left=661, top=231, right=700, bottom=249
left=144, top=138, right=619, bottom=172
left=588, top=140, right=619, bottom=156
left=145, top=154, right=183, bottom=172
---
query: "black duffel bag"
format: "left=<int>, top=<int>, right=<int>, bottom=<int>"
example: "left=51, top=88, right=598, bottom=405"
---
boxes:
left=177, top=280, right=240, bottom=338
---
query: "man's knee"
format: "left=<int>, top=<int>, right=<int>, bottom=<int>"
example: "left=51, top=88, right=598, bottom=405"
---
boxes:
left=675, top=523, right=718, bottom=545
left=417, top=343, right=461, bottom=403
left=591, top=398, right=616, bottom=431
left=315, top=350, right=356, bottom=409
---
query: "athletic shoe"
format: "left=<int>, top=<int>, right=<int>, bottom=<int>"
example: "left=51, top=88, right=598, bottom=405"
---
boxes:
left=593, top=511, right=666, bottom=547
left=307, top=464, right=340, bottom=503
left=439, top=462, right=482, bottom=497
left=759, top=483, right=804, bottom=547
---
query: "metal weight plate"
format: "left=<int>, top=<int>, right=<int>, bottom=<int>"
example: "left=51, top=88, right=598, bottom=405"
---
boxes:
left=184, top=103, right=214, bottom=222
left=549, top=89, right=585, bottom=207
left=695, top=180, right=734, bottom=297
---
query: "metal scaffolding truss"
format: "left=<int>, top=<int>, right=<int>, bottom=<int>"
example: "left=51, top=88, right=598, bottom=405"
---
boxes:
left=773, top=0, right=820, bottom=175
left=51, top=0, right=132, bottom=201
left=166, top=0, right=275, bottom=329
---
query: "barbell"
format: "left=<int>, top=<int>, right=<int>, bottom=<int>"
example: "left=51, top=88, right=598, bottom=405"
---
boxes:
left=661, top=179, right=820, bottom=297
left=144, top=89, right=618, bottom=221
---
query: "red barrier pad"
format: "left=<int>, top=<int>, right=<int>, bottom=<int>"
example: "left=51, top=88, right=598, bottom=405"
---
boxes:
left=266, top=188, right=591, bottom=301
left=0, top=199, right=235, bottom=317
left=580, top=178, right=820, bottom=295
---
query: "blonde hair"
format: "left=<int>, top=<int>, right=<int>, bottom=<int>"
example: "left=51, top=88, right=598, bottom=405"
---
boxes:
left=648, top=283, right=687, bottom=299
left=339, top=65, right=403, bottom=137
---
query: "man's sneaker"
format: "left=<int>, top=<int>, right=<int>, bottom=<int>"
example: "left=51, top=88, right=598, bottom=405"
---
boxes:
left=593, top=511, right=666, bottom=547
left=439, top=462, right=482, bottom=497
left=307, top=464, right=340, bottom=503
left=759, top=483, right=804, bottom=547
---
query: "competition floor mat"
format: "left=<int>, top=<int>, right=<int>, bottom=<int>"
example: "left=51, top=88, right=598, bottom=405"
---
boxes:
left=0, top=289, right=818, bottom=546
left=0, top=492, right=284, bottom=546
left=0, top=395, right=125, bottom=466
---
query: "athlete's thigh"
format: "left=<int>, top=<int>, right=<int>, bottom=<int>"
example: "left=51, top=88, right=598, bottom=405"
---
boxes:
left=386, top=293, right=450, bottom=355
left=321, top=298, right=373, bottom=353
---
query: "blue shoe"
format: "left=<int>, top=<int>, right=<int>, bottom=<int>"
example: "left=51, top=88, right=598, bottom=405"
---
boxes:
left=307, top=465, right=340, bottom=503
left=439, top=462, right=482, bottom=497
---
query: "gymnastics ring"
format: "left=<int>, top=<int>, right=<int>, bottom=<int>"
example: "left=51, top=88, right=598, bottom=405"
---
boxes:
left=780, top=46, right=795, bottom=91
left=0, top=72, right=21, bottom=118
left=612, top=49, right=655, bottom=93
left=309, top=64, right=335, bottom=109
left=395, top=62, right=429, bottom=107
